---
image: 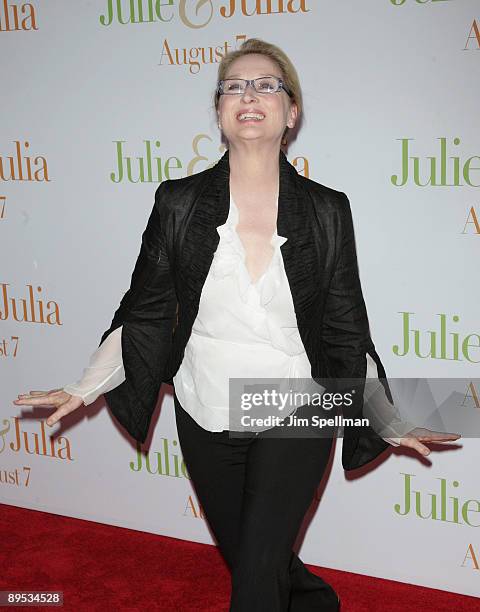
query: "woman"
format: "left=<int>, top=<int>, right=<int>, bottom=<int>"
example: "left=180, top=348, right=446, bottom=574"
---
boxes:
left=14, top=39, right=459, bottom=611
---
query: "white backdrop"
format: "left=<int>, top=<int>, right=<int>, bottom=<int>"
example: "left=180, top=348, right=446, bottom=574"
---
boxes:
left=1, top=0, right=479, bottom=599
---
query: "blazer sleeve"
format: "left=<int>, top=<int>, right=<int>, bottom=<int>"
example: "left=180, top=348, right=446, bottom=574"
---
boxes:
left=321, top=192, right=391, bottom=471
left=98, top=181, right=178, bottom=443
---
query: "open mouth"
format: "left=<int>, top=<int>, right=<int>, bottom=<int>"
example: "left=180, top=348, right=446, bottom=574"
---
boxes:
left=237, top=113, right=265, bottom=122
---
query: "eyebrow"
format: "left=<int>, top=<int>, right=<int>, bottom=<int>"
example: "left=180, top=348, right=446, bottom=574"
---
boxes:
left=224, top=74, right=280, bottom=79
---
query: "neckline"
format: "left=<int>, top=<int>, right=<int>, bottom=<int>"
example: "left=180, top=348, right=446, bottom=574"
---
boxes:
left=229, top=192, right=285, bottom=246
left=228, top=192, right=285, bottom=287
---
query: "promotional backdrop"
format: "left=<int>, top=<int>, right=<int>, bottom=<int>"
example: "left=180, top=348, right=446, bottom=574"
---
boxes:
left=1, top=0, right=479, bottom=599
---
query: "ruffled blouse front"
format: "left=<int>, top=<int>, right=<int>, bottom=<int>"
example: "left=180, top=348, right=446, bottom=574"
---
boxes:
left=208, top=195, right=305, bottom=355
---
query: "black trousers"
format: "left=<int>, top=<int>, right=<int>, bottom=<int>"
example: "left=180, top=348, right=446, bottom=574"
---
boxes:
left=173, top=392, right=339, bottom=612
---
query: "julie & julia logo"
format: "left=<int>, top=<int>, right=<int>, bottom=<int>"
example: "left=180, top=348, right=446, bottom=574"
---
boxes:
left=393, top=312, right=480, bottom=363
left=99, top=0, right=310, bottom=28
left=0, top=141, right=49, bottom=182
left=391, top=138, right=479, bottom=188
left=0, top=283, right=61, bottom=326
left=0, top=417, right=73, bottom=460
left=130, top=439, right=189, bottom=478
left=109, top=136, right=310, bottom=183
left=395, top=473, right=479, bottom=526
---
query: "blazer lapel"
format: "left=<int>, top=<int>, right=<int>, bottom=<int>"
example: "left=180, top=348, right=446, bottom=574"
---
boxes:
left=180, top=149, right=322, bottom=329
left=277, top=150, right=322, bottom=328
left=179, top=151, right=228, bottom=320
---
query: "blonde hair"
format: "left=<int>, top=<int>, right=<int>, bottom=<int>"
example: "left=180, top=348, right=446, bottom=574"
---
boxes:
left=214, top=38, right=303, bottom=144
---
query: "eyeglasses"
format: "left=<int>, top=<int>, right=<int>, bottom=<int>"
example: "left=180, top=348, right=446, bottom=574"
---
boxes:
left=217, top=76, right=292, bottom=98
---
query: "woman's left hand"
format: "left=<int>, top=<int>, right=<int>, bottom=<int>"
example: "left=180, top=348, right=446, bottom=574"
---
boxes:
left=396, top=428, right=461, bottom=457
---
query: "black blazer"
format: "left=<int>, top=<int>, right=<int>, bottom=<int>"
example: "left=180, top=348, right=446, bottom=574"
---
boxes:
left=99, top=149, right=392, bottom=471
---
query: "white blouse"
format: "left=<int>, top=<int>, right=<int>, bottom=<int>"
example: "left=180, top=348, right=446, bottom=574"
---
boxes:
left=63, top=194, right=413, bottom=445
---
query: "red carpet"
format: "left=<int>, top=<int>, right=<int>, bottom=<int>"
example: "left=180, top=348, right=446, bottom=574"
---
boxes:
left=1, top=503, right=478, bottom=611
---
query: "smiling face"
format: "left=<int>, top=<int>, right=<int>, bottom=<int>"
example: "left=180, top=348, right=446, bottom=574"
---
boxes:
left=216, top=53, right=298, bottom=147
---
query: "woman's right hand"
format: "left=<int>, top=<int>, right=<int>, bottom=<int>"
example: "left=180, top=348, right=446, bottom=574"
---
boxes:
left=13, top=389, right=84, bottom=427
